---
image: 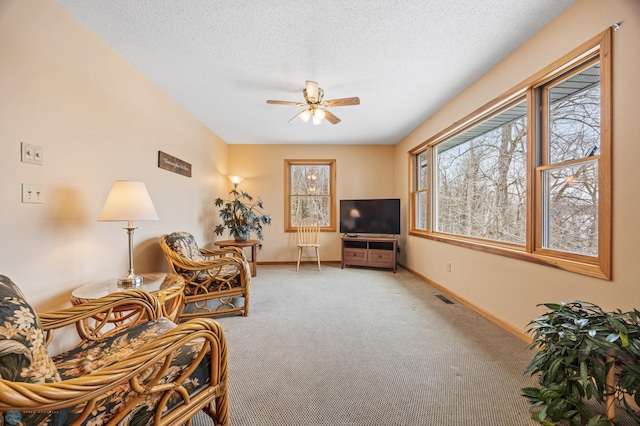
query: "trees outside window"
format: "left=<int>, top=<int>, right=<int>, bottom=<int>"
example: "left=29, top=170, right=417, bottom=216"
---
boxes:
left=539, top=61, right=601, bottom=257
left=285, top=160, right=336, bottom=231
left=435, top=99, right=527, bottom=245
left=414, top=151, right=428, bottom=231
left=409, top=30, right=611, bottom=279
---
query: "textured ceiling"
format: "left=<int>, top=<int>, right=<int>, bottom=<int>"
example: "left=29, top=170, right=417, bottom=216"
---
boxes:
left=55, top=0, right=575, bottom=145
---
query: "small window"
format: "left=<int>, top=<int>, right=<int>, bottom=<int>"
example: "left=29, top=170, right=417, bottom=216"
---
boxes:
left=285, top=159, right=336, bottom=231
left=413, top=151, right=428, bottom=231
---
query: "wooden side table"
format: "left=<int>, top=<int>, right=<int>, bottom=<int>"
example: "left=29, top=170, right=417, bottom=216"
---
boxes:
left=71, top=273, right=185, bottom=321
left=214, top=239, right=259, bottom=277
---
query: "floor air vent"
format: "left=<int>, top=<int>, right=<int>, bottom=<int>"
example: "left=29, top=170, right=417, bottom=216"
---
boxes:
left=435, top=294, right=454, bottom=304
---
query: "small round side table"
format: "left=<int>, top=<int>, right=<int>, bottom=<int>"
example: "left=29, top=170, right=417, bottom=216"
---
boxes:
left=71, top=273, right=185, bottom=321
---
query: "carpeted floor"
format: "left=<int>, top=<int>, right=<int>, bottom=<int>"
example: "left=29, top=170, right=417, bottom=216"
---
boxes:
left=192, top=264, right=543, bottom=425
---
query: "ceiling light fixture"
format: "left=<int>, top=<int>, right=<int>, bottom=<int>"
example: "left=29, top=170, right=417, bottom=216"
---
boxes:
left=312, top=108, right=326, bottom=125
left=268, top=80, right=360, bottom=126
left=299, top=109, right=312, bottom=123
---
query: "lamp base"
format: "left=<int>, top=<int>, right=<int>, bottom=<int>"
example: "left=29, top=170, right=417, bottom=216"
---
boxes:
left=117, top=273, right=144, bottom=289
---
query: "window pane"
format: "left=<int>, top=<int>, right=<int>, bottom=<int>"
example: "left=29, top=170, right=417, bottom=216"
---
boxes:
left=548, top=63, right=600, bottom=165
left=415, top=191, right=427, bottom=230
left=542, top=160, right=598, bottom=256
left=435, top=100, right=527, bottom=244
left=291, top=165, right=330, bottom=195
left=417, top=151, right=428, bottom=190
left=291, top=196, right=330, bottom=227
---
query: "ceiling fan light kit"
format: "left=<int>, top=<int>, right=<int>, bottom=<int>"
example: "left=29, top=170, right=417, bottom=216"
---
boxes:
left=299, top=109, right=312, bottom=123
left=267, top=80, right=360, bottom=125
left=312, top=106, right=325, bottom=125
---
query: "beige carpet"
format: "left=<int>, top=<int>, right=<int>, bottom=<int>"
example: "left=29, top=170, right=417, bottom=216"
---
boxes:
left=194, top=264, right=542, bottom=425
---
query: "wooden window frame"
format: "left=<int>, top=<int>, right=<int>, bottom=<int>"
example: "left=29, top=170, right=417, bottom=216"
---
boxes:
left=284, top=159, right=336, bottom=232
left=408, top=29, right=611, bottom=279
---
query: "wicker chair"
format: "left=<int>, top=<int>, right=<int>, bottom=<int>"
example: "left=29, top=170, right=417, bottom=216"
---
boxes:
left=0, top=274, right=229, bottom=426
left=159, top=232, right=250, bottom=320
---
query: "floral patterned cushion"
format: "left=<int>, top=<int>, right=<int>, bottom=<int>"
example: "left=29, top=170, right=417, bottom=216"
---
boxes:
left=42, top=317, right=210, bottom=425
left=0, top=276, right=213, bottom=426
left=0, top=275, right=61, bottom=385
left=163, top=231, right=205, bottom=263
left=181, top=265, right=243, bottom=296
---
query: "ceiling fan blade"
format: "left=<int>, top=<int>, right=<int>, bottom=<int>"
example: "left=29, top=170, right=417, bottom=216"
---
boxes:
left=305, top=81, right=319, bottom=103
left=323, top=109, right=341, bottom=125
left=323, top=97, right=360, bottom=107
left=267, top=100, right=306, bottom=106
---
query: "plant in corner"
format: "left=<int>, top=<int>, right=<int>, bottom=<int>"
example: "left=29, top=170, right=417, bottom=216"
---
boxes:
left=521, top=301, right=640, bottom=426
left=214, top=189, right=271, bottom=242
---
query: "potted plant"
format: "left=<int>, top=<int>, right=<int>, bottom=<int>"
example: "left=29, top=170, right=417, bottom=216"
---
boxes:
left=214, top=189, right=271, bottom=242
left=522, top=301, right=640, bottom=425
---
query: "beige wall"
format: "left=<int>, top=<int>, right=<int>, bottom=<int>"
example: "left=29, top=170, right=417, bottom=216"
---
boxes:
left=0, top=0, right=229, bottom=315
left=1, top=0, right=637, bottom=348
left=394, top=0, right=640, bottom=337
left=227, top=144, right=397, bottom=262
left=0, top=0, right=398, bottom=319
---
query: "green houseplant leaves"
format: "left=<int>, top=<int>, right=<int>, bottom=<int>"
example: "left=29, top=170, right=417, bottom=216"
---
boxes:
left=522, top=301, right=640, bottom=425
left=214, top=189, right=271, bottom=241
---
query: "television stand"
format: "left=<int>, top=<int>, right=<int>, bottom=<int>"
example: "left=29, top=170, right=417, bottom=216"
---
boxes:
left=341, top=235, right=398, bottom=273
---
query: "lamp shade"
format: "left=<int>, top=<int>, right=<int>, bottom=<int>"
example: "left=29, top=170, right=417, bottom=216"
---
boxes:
left=98, top=181, right=159, bottom=222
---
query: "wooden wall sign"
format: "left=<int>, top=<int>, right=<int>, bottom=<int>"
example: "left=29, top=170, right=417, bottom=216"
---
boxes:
left=158, top=151, right=192, bottom=177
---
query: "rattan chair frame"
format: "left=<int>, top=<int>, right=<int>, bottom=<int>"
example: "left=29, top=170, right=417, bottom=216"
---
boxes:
left=159, top=235, right=251, bottom=320
left=0, top=290, right=230, bottom=426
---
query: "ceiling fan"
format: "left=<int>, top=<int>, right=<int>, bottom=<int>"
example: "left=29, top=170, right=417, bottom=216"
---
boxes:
left=266, top=80, right=360, bottom=125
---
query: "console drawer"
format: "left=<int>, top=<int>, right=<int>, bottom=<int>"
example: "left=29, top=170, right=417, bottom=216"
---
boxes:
left=344, top=248, right=366, bottom=262
left=368, top=249, right=394, bottom=266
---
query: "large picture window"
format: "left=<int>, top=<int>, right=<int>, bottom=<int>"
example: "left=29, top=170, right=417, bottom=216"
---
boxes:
left=285, top=159, right=336, bottom=231
left=435, top=98, right=528, bottom=245
left=409, top=30, right=611, bottom=279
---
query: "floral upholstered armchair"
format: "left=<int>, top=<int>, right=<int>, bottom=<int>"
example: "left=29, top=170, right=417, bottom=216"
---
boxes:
left=0, top=275, right=229, bottom=426
left=159, top=232, right=251, bottom=320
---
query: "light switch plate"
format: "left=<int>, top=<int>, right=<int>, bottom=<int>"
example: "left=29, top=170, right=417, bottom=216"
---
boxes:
left=21, top=142, right=43, bottom=165
left=22, top=184, right=44, bottom=203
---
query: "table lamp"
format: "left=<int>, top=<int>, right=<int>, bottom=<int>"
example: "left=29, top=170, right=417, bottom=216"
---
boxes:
left=98, top=180, right=159, bottom=288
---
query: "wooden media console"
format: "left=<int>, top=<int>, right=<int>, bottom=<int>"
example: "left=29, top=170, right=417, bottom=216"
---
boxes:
left=341, top=235, right=398, bottom=273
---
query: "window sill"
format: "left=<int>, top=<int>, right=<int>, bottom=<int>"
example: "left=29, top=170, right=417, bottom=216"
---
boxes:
left=408, top=231, right=610, bottom=280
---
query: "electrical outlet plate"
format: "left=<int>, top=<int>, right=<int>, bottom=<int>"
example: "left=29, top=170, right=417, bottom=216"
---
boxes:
left=22, top=184, right=43, bottom=203
left=21, top=142, right=43, bottom=165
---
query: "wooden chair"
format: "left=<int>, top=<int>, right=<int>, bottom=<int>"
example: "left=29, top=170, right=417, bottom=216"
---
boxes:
left=0, top=274, right=229, bottom=426
left=159, top=232, right=251, bottom=320
left=296, top=219, right=321, bottom=271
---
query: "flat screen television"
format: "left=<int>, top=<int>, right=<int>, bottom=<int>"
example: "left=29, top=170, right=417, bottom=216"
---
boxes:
left=339, top=198, right=400, bottom=236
